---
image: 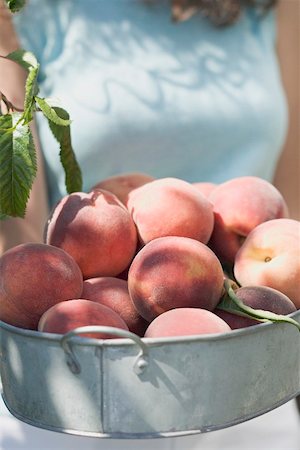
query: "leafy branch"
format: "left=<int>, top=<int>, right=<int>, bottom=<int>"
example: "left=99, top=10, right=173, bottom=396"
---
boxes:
left=0, top=49, right=82, bottom=218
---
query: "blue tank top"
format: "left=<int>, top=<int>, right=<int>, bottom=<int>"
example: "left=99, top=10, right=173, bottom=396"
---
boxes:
left=13, top=0, right=288, bottom=207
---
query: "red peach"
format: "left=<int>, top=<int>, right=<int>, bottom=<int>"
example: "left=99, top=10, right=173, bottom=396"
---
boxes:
left=82, top=277, right=148, bottom=336
left=45, top=190, right=138, bottom=279
left=127, top=177, right=214, bottom=245
left=144, top=308, right=231, bottom=338
left=91, top=172, right=155, bottom=205
left=208, top=176, right=289, bottom=264
left=0, top=243, right=83, bottom=330
left=233, top=218, right=300, bottom=309
left=192, top=182, right=217, bottom=198
left=127, top=236, right=224, bottom=322
left=215, top=285, right=296, bottom=329
left=38, top=299, right=128, bottom=339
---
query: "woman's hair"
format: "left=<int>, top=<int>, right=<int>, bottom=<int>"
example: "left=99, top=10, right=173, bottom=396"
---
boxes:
left=170, top=0, right=278, bottom=26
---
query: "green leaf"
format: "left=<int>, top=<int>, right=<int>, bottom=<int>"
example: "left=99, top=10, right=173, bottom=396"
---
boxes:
left=5, top=0, right=26, bottom=13
left=35, top=97, right=72, bottom=127
left=217, top=279, right=300, bottom=332
left=47, top=107, right=82, bottom=193
left=5, top=50, right=40, bottom=124
left=23, top=67, right=39, bottom=124
left=0, top=113, right=37, bottom=217
left=5, top=49, right=39, bottom=72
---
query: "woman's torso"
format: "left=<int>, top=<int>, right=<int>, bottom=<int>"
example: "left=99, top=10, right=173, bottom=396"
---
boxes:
left=13, top=0, right=287, bottom=206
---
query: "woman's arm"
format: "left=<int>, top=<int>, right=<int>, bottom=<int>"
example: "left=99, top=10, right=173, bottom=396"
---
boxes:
left=0, top=1, right=49, bottom=255
left=273, top=0, right=300, bottom=220
left=0, top=1, right=26, bottom=109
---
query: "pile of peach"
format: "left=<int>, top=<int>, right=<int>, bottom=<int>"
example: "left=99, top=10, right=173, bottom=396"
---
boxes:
left=0, top=174, right=299, bottom=339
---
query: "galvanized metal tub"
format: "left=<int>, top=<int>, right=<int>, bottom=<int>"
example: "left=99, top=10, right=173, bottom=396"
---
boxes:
left=0, top=311, right=299, bottom=439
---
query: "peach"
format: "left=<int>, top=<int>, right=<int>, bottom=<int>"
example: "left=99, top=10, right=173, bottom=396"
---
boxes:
left=127, top=236, right=224, bottom=322
left=127, top=177, right=214, bottom=245
left=38, top=299, right=128, bottom=339
left=192, top=182, right=217, bottom=198
left=234, top=219, right=300, bottom=309
left=208, top=176, right=289, bottom=264
left=91, top=172, right=155, bottom=205
left=144, top=308, right=231, bottom=338
left=0, top=243, right=83, bottom=330
left=45, top=190, right=138, bottom=279
left=215, top=285, right=297, bottom=329
left=82, top=277, right=149, bottom=336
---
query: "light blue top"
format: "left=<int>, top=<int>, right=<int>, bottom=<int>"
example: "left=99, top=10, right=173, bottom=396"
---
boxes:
left=13, top=0, right=288, bottom=207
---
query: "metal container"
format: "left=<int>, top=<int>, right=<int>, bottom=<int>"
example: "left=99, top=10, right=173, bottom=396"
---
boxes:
left=0, top=311, right=299, bottom=439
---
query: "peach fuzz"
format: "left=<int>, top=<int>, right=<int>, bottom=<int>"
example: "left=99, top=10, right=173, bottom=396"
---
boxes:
left=0, top=243, right=83, bottom=330
left=208, top=176, right=289, bottom=264
left=38, top=299, right=128, bottom=339
left=215, top=285, right=296, bottom=330
left=127, top=177, right=214, bottom=245
left=234, top=219, right=300, bottom=309
left=91, top=172, right=155, bottom=205
left=82, top=277, right=149, bottom=336
left=144, top=308, right=231, bottom=338
left=127, top=236, right=224, bottom=322
left=45, top=190, right=138, bottom=279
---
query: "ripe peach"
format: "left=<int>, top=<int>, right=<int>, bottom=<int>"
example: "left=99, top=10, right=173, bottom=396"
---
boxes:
left=192, top=182, right=217, bottom=198
left=127, top=177, right=214, bottom=245
left=144, top=308, right=231, bottom=338
left=215, top=285, right=297, bottom=329
left=0, top=243, right=83, bottom=330
left=82, top=277, right=149, bottom=336
left=127, top=236, right=224, bottom=322
left=208, top=176, right=289, bottom=264
left=233, top=218, right=300, bottom=309
left=45, top=190, right=138, bottom=279
left=91, top=172, right=155, bottom=205
left=38, top=299, right=128, bottom=339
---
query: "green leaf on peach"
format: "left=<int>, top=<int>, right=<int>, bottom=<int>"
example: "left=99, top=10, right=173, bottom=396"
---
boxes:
left=217, top=279, right=300, bottom=332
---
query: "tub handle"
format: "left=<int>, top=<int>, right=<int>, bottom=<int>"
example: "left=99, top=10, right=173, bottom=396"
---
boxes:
left=60, top=326, right=149, bottom=376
